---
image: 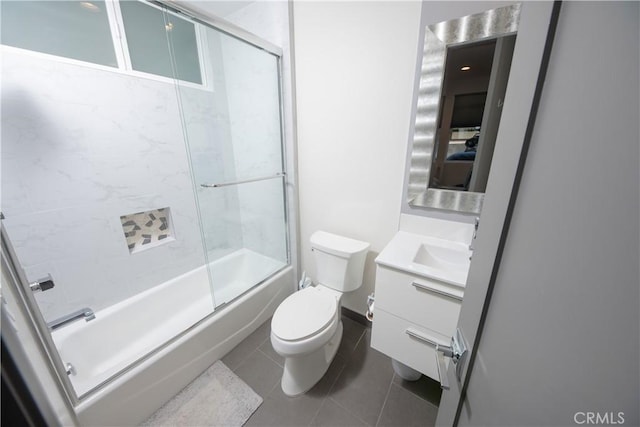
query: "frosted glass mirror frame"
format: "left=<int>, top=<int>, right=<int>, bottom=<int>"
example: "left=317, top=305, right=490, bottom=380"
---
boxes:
left=407, top=4, right=521, bottom=215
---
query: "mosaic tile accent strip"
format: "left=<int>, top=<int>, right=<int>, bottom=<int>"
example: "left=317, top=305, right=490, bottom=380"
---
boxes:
left=121, top=207, right=173, bottom=253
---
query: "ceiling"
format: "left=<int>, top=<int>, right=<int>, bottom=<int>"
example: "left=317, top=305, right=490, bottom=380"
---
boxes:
left=444, top=40, right=497, bottom=85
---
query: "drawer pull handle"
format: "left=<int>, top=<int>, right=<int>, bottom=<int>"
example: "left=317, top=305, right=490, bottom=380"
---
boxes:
left=405, top=328, right=446, bottom=347
left=411, top=282, right=463, bottom=301
left=435, top=350, right=450, bottom=390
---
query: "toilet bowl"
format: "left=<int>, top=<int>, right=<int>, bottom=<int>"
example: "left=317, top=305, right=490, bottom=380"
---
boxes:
left=271, top=286, right=343, bottom=396
left=270, top=231, right=369, bottom=396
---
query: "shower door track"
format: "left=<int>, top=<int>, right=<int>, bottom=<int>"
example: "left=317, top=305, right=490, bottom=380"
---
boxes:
left=149, top=0, right=283, bottom=57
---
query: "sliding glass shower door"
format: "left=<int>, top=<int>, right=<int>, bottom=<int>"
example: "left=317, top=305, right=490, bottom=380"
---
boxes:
left=172, top=22, right=289, bottom=306
left=1, top=0, right=288, bottom=400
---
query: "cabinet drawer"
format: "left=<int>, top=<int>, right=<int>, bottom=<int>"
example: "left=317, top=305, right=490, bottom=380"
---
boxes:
left=371, top=308, right=449, bottom=382
left=374, top=266, right=462, bottom=336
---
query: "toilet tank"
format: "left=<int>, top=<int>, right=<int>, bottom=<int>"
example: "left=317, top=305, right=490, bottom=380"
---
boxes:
left=310, top=231, right=370, bottom=292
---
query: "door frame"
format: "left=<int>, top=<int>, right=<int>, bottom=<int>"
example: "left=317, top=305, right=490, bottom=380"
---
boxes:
left=435, top=2, right=562, bottom=425
left=1, top=225, right=80, bottom=422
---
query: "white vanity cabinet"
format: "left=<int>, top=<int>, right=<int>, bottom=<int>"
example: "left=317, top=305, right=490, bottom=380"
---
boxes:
left=370, top=230, right=468, bottom=382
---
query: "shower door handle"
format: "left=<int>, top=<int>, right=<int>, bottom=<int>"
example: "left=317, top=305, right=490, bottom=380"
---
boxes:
left=201, top=172, right=286, bottom=188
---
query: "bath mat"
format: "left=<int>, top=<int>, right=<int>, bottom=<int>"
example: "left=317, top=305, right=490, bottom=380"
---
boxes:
left=142, top=360, right=262, bottom=427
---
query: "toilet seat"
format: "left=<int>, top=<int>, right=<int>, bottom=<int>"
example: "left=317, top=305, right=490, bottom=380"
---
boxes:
left=272, top=287, right=338, bottom=341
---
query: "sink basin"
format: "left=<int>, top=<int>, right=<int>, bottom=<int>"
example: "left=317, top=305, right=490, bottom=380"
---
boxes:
left=375, top=230, right=473, bottom=287
left=412, top=242, right=470, bottom=273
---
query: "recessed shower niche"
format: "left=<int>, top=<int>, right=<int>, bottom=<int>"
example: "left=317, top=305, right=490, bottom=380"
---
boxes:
left=120, top=207, right=174, bottom=253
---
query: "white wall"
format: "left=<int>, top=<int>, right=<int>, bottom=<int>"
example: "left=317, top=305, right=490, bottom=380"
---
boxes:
left=455, top=2, right=639, bottom=425
left=293, top=1, right=422, bottom=314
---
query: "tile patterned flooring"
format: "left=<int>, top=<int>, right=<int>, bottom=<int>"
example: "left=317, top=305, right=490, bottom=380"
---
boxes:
left=222, top=314, right=441, bottom=426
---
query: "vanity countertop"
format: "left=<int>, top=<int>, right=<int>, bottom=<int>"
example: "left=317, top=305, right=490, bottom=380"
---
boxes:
left=375, top=231, right=471, bottom=288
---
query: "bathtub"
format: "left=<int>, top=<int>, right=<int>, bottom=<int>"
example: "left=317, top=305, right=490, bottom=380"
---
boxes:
left=51, top=248, right=292, bottom=426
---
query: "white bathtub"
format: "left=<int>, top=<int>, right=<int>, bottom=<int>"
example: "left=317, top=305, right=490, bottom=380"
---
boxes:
left=51, top=248, right=292, bottom=426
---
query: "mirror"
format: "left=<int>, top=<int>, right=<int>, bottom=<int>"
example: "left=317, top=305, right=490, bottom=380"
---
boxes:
left=407, top=4, right=521, bottom=214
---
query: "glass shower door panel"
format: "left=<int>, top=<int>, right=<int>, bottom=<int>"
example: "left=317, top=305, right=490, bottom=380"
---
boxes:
left=207, top=178, right=288, bottom=305
left=0, top=1, right=215, bottom=398
left=173, top=24, right=288, bottom=306
left=217, top=33, right=284, bottom=183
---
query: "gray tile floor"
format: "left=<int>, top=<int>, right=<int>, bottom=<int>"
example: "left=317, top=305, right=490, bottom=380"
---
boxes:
left=222, top=314, right=441, bottom=427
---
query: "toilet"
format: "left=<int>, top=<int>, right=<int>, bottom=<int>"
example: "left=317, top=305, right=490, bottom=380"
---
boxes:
left=271, top=231, right=370, bottom=396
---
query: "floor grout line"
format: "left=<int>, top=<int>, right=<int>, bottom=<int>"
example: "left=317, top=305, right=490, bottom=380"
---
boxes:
left=321, top=323, right=371, bottom=426
left=328, top=323, right=381, bottom=426
left=307, top=349, right=352, bottom=426
left=307, top=397, right=328, bottom=426
left=353, top=326, right=367, bottom=348
left=308, top=351, right=350, bottom=426
left=264, top=375, right=281, bottom=397
left=229, top=347, right=257, bottom=373
left=256, top=347, right=283, bottom=368
left=374, top=373, right=396, bottom=427
left=228, top=330, right=270, bottom=373
left=324, top=355, right=348, bottom=396
left=327, top=396, right=373, bottom=427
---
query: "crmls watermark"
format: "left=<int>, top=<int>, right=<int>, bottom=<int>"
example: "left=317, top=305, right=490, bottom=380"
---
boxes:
left=574, top=412, right=625, bottom=425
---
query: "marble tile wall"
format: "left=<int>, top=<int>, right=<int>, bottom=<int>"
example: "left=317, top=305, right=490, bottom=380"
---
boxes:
left=1, top=19, right=289, bottom=322
left=0, top=48, right=233, bottom=321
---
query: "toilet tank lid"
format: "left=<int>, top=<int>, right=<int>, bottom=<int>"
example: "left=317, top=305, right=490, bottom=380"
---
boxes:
left=310, top=231, right=370, bottom=257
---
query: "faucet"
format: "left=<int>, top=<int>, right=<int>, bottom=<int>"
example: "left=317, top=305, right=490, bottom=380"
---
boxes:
left=469, top=217, right=480, bottom=251
left=47, top=308, right=95, bottom=330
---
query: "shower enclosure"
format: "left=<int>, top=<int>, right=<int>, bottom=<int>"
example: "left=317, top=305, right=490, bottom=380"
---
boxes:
left=1, top=0, right=290, bottom=406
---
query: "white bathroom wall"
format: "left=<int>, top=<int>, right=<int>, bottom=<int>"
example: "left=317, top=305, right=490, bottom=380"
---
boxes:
left=293, top=1, right=422, bottom=314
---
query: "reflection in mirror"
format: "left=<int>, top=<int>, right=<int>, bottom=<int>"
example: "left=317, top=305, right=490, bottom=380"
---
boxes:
left=407, top=4, right=520, bottom=214
left=432, top=36, right=516, bottom=193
